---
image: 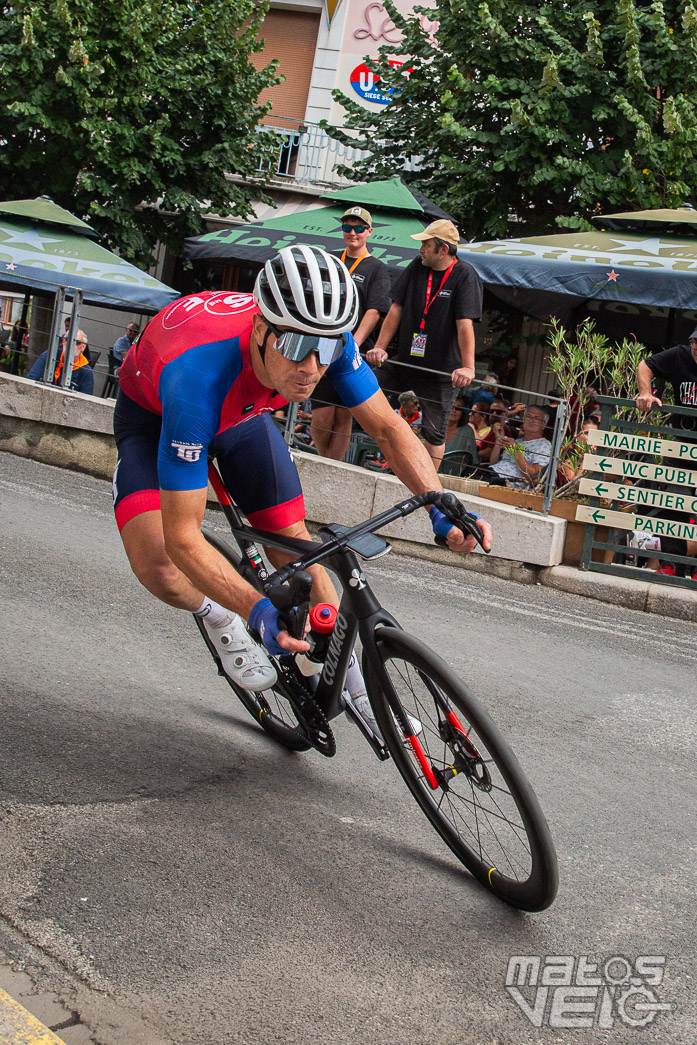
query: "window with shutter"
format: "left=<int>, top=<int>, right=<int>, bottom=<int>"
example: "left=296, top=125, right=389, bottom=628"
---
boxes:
left=252, top=9, right=321, bottom=127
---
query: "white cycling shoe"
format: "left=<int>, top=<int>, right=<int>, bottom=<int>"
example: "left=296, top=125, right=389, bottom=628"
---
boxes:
left=203, top=612, right=277, bottom=692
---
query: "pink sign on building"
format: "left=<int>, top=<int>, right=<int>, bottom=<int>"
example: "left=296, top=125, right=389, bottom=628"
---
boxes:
left=342, top=0, right=438, bottom=57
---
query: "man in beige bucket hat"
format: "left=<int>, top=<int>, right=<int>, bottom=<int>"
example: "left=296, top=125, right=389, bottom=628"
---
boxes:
left=366, top=218, right=483, bottom=469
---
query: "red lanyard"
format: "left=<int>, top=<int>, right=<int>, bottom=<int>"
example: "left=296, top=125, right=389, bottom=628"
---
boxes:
left=420, top=259, right=457, bottom=330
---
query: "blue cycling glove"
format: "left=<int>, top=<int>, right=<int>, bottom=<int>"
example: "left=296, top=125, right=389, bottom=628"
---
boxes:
left=429, top=504, right=481, bottom=540
left=248, top=598, right=287, bottom=657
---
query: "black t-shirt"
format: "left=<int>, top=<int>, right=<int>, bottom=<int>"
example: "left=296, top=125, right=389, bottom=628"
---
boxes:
left=334, top=251, right=391, bottom=352
left=390, top=257, right=483, bottom=375
left=646, top=344, right=697, bottom=404
left=646, top=344, right=697, bottom=432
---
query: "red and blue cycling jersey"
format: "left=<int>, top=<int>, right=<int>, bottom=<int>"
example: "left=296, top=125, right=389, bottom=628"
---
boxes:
left=118, top=290, right=379, bottom=491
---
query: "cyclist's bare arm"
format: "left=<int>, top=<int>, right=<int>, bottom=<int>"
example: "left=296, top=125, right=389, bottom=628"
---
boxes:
left=350, top=390, right=493, bottom=554
left=162, top=488, right=269, bottom=617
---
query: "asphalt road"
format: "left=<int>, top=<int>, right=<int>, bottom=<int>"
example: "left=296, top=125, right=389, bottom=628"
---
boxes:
left=1, top=451, right=695, bottom=1045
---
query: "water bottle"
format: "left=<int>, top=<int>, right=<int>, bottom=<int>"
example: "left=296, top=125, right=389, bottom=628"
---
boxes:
left=295, top=603, right=338, bottom=677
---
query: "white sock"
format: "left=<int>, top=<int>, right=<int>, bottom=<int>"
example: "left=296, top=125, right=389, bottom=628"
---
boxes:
left=345, top=650, right=366, bottom=699
left=194, top=597, right=235, bottom=626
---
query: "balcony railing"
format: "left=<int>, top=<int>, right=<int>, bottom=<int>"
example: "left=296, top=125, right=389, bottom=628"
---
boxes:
left=256, top=117, right=421, bottom=187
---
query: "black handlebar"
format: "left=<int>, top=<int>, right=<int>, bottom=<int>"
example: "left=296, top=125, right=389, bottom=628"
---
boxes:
left=265, top=490, right=487, bottom=597
left=266, top=570, right=313, bottom=639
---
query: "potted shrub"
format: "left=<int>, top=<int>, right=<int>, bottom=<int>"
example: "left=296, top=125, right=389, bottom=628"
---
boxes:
left=479, top=321, right=648, bottom=564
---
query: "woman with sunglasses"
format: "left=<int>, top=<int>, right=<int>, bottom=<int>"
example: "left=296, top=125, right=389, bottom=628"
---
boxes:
left=310, top=207, right=391, bottom=461
left=477, top=399, right=513, bottom=462
left=112, top=245, right=491, bottom=723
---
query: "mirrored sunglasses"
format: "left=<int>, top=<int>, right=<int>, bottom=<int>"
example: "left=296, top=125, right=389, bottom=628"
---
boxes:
left=341, top=223, right=369, bottom=233
left=270, top=325, right=347, bottom=366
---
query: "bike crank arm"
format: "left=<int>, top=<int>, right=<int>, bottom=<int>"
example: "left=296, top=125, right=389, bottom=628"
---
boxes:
left=276, top=661, right=336, bottom=757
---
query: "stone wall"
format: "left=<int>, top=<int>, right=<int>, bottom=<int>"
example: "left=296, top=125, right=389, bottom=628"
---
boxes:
left=0, top=372, right=567, bottom=568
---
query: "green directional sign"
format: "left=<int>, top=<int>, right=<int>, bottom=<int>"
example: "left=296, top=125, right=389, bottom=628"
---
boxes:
left=586, top=429, right=697, bottom=463
left=579, top=478, right=697, bottom=515
left=576, top=505, right=697, bottom=542
left=582, top=453, right=697, bottom=488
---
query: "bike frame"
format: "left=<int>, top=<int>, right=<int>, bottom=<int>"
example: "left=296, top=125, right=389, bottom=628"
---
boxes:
left=206, top=462, right=446, bottom=755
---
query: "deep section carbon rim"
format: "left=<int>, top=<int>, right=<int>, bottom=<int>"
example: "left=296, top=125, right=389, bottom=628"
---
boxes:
left=365, top=629, right=558, bottom=911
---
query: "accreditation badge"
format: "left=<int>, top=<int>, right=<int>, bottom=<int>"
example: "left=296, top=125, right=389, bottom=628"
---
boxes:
left=410, top=332, right=427, bottom=357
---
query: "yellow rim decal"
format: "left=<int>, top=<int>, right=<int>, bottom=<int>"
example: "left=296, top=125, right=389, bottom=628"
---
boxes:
left=488, top=866, right=496, bottom=885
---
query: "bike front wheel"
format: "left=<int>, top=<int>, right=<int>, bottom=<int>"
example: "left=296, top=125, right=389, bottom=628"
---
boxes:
left=363, top=628, right=558, bottom=911
left=197, top=529, right=312, bottom=752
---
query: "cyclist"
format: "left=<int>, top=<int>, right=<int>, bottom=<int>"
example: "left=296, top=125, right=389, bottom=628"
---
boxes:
left=112, top=246, right=492, bottom=721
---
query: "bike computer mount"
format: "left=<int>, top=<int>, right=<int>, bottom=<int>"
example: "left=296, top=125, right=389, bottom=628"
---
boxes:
left=319, top=524, right=392, bottom=560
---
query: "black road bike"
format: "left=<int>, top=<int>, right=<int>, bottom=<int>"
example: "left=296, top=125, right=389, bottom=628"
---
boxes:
left=195, top=463, right=559, bottom=912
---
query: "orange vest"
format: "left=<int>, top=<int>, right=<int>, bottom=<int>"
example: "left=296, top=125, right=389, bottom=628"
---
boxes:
left=55, top=349, right=89, bottom=383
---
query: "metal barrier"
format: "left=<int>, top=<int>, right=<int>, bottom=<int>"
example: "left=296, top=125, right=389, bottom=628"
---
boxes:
left=577, top=395, right=697, bottom=588
left=278, top=355, right=566, bottom=510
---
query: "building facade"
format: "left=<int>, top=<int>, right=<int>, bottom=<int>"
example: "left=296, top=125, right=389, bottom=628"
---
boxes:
left=243, top=0, right=436, bottom=213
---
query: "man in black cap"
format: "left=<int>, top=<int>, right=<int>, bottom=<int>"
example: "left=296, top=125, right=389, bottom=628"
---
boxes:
left=310, top=206, right=391, bottom=460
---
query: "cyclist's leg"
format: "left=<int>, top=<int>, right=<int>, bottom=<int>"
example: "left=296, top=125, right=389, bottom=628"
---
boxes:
left=113, top=391, right=203, bottom=609
left=121, top=511, right=202, bottom=610
left=214, top=414, right=376, bottom=722
left=213, top=413, right=338, bottom=606
left=113, top=392, right=275, bottom=690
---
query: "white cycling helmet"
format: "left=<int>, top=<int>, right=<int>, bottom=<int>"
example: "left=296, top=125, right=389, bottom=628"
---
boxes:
left=254, top=244, right=359, bottom=336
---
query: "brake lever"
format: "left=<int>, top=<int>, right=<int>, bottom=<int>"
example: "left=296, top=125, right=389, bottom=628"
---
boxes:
left=266, top=570, right=313, bottom=640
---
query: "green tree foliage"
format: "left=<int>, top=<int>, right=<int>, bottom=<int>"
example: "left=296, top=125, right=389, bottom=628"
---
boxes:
left=328, top=0, right=697, bottom=238
left=0, top=0, right=279, bottom=266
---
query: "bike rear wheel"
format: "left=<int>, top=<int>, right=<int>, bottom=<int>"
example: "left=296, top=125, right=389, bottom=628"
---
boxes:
left=198, top=529, right=312, bottom=752
left=364, top=628, right=558, bottom=911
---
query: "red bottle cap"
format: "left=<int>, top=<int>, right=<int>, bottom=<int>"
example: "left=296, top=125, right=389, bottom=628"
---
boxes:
left=309, top=603, right=337, bottom=633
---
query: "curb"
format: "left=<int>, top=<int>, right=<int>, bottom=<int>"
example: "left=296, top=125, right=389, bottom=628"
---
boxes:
left=0, top=987, right=68, bottom=1044
left=539, top=563, right=697, bottom=621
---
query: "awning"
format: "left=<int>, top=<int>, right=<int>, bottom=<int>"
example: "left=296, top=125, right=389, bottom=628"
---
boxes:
left=184, top=177, right=456, bottom=276
left=458, top=228, right=697, bottom=320
left=0, top=198, right=178, bottom=312
left=184, top=205, right=436, bottom=274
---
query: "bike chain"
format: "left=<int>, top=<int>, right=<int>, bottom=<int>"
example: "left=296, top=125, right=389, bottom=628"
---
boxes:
left=277, top=659, right=336, bottom=757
